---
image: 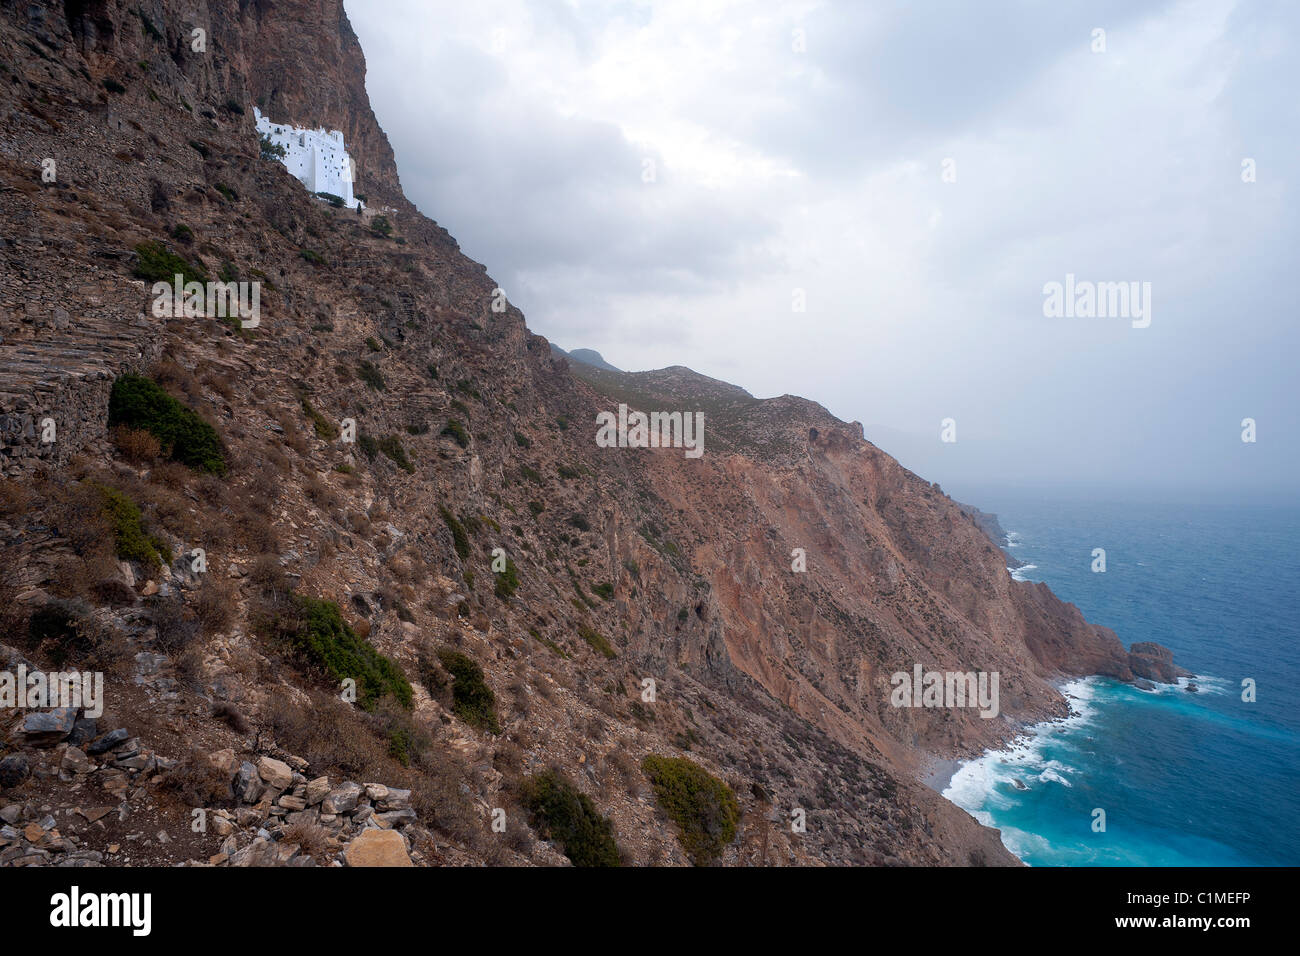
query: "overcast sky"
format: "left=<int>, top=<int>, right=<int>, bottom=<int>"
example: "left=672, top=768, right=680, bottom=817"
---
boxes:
left=347, top=0, right=1297, bottom=498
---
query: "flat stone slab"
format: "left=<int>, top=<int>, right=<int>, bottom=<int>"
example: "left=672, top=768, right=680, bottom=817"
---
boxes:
left=344, top=829, right=412, bottom=867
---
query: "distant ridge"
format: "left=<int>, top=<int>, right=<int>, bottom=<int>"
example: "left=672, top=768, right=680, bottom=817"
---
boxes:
left=549, top=344, right=622, bottom=372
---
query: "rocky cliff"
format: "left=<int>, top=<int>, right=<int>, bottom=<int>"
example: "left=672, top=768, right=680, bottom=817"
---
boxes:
left=0, top=0, right=1182, bottom=867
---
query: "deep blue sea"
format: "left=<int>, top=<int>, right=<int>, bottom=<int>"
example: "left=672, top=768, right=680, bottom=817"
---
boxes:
left=941, top=490, right=1300, bottom=866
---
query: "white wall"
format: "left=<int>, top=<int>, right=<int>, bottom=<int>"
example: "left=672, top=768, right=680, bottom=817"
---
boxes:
left=254, top=107, right=362, bottom=209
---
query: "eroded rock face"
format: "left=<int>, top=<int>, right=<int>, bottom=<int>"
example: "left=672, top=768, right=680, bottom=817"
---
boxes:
left=1128, top=642, right=1191, bottom=684
left=0, top=0, right=1184, bottom=869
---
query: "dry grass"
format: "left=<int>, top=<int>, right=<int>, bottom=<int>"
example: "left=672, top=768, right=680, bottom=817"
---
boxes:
left=161, top=748, right=234, bottom=806
left=281, top=821, right=333, bottom=864
left=150, top=357, right=204, bottom=406
left=111, top=425, right=162, bottom=463
left=261, top=690, right=480, bottom=846
left=193, top=575, right=237, bottom=633
left=150, top=594, right=201, bottom=656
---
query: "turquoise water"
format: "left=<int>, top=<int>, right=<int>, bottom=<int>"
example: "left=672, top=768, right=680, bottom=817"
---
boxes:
left=941, top=492, right=1300, bottom=866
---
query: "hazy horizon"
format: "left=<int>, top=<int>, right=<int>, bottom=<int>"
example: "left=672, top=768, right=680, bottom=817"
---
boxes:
left=349, top=0, right=1298, bottom=496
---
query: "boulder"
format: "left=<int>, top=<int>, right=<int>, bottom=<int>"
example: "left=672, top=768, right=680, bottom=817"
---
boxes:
left=375, top=787, right=411, bottom=811
left=86, top=728, right=130, bottom=755
left=206, top=748, right=238, bottom=779
left=19, top=708, right=77, bottom=746
left=305, top=776, right=331, bottom=806
left=68, top=718, right=98, bottom=746
left=230, top=838, right=280, bottom=867
left=322, top=781, right=363, bottom=814
left=235, top=762, right=265, bottom=803
left=257, top=756, right=293, bottom=791
left=375, top=808, right=417, bottom=828
left=60, top=747, right=90, bottom=774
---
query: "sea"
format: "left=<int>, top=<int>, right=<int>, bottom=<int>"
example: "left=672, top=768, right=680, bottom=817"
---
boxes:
left=940, top=489, right=1300, bottom=866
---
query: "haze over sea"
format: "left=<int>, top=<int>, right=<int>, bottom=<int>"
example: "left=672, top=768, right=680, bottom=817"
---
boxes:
left=941, top=490, right=1300, bottom=866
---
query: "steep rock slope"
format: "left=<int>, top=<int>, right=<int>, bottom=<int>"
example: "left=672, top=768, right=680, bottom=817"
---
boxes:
left=0, top=0, right=1177, bottom=867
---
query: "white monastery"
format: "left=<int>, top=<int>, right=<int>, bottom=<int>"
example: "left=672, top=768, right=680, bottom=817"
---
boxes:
left=254, top=107, right=363, bottom=209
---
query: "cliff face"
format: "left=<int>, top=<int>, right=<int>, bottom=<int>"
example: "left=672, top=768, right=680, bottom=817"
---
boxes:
left=0, top=0, right=1178, bottom=868
left=54, top=0, right=403, bottom=202
left=565, top=365, right=1172, bottom=761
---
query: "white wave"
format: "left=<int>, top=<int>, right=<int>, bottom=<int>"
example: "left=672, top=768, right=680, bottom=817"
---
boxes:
left=1183, top=674, right=1230, bottom=695
left=1010, top=563, right=1038, bottom=582
left=1037, top=768, right=1072, bottom=787
left=943, top=677, right=1100, bottom=814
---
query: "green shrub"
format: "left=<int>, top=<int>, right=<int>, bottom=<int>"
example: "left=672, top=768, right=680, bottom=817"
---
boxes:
left=133, top=240, right=206, bottom=285
left=439, top=506, right=470, bottom=559
left=641, top=755, right=740, bottom=866
left=259, top=135, right=286, bottom=161
left=378, top=435, right=414, bottom=473
left=388, top=727, right=415, bottom=766
left=357, top=433, right=379, bottom=460
left=578, top=623, right=615, bottom=659
left=316, top=191, right=344, bottom=208
left=286, top=595, right=411, bottom=710
left=300, top=397, right=339, bottom=440
left=441, top=419, right=469, bottom=449
left=371, top=216, right=392, bottom=236
left=528, top=501, right=545, bottom=517
left=519, top=464, right=543, bottom=484
left=357, top=360, right=386, bottom=390
left=103, top=77, right=126, bottom=94
left=108, top=374, right=226, bottom=474
left=171, top=224, right=194, bottom=244
left=434, top=648, right=500, bottom=733
left=299, top=249, right=326, bottom=266
left=521, top=770, right=620, bottom=867
left=557, top=464, right=581, bottom=480
left=214, top=183, right=237, bottom=202
left=591, top=581, right=614, bottom=601
left=513, top=431, right=531, bottom=448
left=96, top=484, right=169, bottom=568
left=494, top=557, right=520, bottom=599
left=568, top=514, right=591, bottom=533
left=365, top=336, right=382, bottom=352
